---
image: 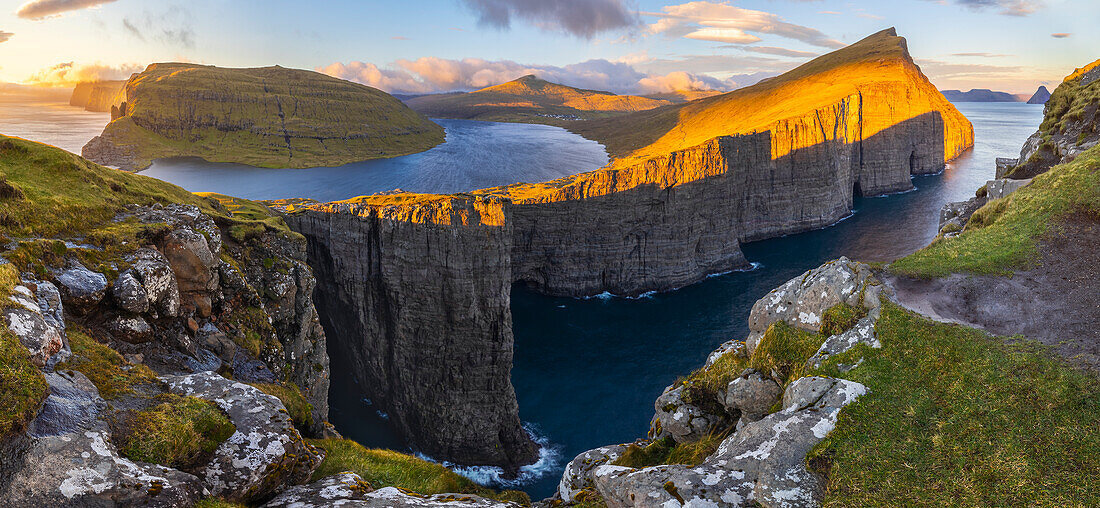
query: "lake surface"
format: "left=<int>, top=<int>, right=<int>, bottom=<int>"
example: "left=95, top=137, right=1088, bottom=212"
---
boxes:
left=330, top=102, right=1047, bottom=498
left=139, top=119, right=610, bottom=200
left=0, top=90, right=109, bottom=154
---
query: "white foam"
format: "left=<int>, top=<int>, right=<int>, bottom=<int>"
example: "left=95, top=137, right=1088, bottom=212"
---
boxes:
left=419, top=423, right=562, bottom=489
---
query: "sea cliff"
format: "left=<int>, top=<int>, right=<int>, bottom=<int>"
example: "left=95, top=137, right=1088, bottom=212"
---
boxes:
left=277, top=28, right=974, bottom=469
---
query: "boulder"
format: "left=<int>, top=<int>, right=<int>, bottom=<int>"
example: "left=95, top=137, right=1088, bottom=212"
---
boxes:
left=128, top=248, right=181, bottom=318
left=106, top=315, right=154, bottom=344
left=705, top=339, right=747, bottom=368
left=721, top=369, right=782, bottom=423
left=985, top=178, right=1032, bottom=200
left=558, top=444, right=628, bottom=503
left=164, top=371, right=323, bottom=503
left=196, top=322, right=236, bottom=361
left=807, top=316, right=880, bottom=370
left=3, top=284, right=64, bottom=366
left=263, top=472, right=521, bottom=507
left=746, top=258, right=875, bottom=354
left=111, top=270, right=149, bottom=314
left=652, top=385, right=722, bottom=444
left=1, top=371, right=205, bottom=506
left=53, top=264, right=107, bottom=310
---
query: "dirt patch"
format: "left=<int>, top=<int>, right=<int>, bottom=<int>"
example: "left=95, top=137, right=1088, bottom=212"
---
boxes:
left=887, top=210, right=1100, bottom=371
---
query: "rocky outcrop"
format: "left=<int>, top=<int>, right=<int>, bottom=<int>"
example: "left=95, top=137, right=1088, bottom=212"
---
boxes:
left=82, top=63, right=444, bottom=170
left=263, top=472, right=520, bottom=508
left=279, top=29, right=969, bottom=470
left=1027, top=86, right=1051, bottom=105
left=69, top=81, right=125, bottom=112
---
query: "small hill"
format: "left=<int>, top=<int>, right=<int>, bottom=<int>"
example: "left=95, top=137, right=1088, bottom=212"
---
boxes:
left=570, top=28, right=972, bottom=164
left=69, top=80, right=126, bottom=112
left=643, top=90, right=725, bottom=104
left=940, top=89, right=1021, bottom=103
left=1027, top=85, right=1052, bottom=104
left=82, top=63, right=444, bottom=171
left=405, top=75, right=672, bottom=124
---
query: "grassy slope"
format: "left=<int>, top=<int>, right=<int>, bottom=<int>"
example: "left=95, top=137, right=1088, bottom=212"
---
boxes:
left=809, top=303, right=1100, bottom=506
left=891, top=144, right=1100, bottom=277
left=95, top=63, right=444, bottom=169
left=571, top=28, right=971, bottom=163
left=405, top=75, right=671, bottom=124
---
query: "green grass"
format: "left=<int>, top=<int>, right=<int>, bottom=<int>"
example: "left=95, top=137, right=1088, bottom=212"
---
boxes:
left=808, top=302, right=1100, bottom=506
left=613, top=434, right=729, bottom=469
left=820, top=302, right=868, bottom=337
left=749, top=321, right=829, bottom=385
left=193, top=499, right=248, bottom=508
left=306, top=438, right=530, bottom=505
left=115, top=394, right=236, bottom=470
left=58, top=329, right=158, bottom=399
left=0, top=327, right=48, bottom=439
left=250, top=381, right=314, bottom=430
left=94, top=63, right=444, bottom=170
left=891, top=144, right=1100, bottom=278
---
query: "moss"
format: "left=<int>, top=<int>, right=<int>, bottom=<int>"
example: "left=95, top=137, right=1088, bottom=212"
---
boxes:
left=0, top=328, right=49, bottom=439
left=115, top=394, right=236, bottom=470
left=939, top=221, right=962, bottom=234
left=223, top=306, right=277, bottom=358
left=679, top=349, right=749, bottom=418
left=250, top=381, right=314, bottom=430
left=568, top=488, right=608, bottom=508
left=820, top=302, right=868, bottom=337
left=613, top=434, right=728, bottom=469
left=306, top=438, right=530, bottom=505
left=810, top=302, right=1100, bottom=505
left=57, top=329, right=157, bottom=399
left=748, top=321, right=827, bottom=384
left=193, top=499, right=248, bottom=508
left=891, top=144, right=1100, bottom=278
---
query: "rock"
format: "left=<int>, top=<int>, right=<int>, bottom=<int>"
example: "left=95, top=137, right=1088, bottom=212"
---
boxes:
left=164, top=371, right=322, bottom=503
left=232, top=351, right=278, bottom=383
left=3, top=284, right=64, bottom=367
left=995, top=157, right=1019, bottom=179
left=111, top=270, right=149, bottom=313
left=106, top=315, right=154, bottom=343
left=652, top=385, right=722, bottom=444
left=1026, top=86, right=1050, bottom=105
left=985, top=178, right=1032, bottom=200
left=28, top=371, right=105, bottom=438
left=53, top=264, right=107, bottom=309
left=582, top=377, right=869, bottom=508
left=807, top=316, right=881, bottom=370
left=196, top=322, right=236, bottom=361
left=128, top=248, right=181, bottom=318
left=1, top=371, right=205, bottom=506
left=746, top=258, right=876, bottom=354
left=706, top=339, right=747, bottom=368
left=721, top=369, right=782, bottom=422
left=558, top=444, right=628, bottom=503
left=263, top=472, right=521, bottom=507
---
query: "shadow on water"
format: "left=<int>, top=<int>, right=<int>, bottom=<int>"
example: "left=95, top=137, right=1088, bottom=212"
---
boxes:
left=326, top=103, right=1044, bottom=498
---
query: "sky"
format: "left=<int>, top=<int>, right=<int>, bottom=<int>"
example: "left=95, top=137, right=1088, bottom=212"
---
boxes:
left=0, top=0, right=1095, bottom=95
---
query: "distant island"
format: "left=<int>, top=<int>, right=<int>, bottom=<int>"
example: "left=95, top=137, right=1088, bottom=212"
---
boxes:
left=939, top=88, right=1022, bottom=102
left=80, top=63, right=444, bottom=171
left=69, top=80, right=126, bottom=112
left=405, top=75, right=676, bottom=124
left=1027, top=85, right=1052, bottom=104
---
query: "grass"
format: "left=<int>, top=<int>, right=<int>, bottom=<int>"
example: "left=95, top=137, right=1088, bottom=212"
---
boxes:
left=114, top=394, right=236, bottom=470
left=613, top=434, right=729, bottom=469
left=748, top=321, right=829, bottom=384
left=58, top=329, right=158, bottom=399
left=306, top=438, right=530, bottom=505
left=0, top=327, right=48, bottom=439
left=820, top=302, right=868, bottom=337
left=193, top=499, right=248, bottom=508
left=250, top=381, right=314, bottom=430
left=93, top=63, right=444, bottom=170
left=808, top=302, right=1100, bottom=506
left=891, top=144, right=1100, bottom=278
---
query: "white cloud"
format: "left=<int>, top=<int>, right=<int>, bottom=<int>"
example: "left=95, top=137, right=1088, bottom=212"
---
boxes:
left=0, top=31, right=13, bottom=43
left=643, top=1, right=843, bottom=48
left=24, top=61, right=142, bottom=86
left=16, top=0, right=116, bottom=20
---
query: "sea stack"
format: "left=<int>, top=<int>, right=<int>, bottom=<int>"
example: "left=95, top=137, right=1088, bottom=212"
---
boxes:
left=1028, top=85, right=1052, bottom=104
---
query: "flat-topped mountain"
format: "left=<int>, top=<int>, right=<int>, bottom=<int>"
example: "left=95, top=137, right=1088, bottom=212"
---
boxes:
left=405, top=75, right=672, bottom=123
left=81, top=63, right=444, bottom=170
left=1027, top=85, right=1052, bottom=104
left=940, top=88, right=1021, bottom=102
left=69, top=80, right=126, bottom=112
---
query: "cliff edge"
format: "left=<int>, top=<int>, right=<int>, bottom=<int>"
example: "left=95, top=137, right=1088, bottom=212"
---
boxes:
left=81, top=63, right=444, bottom=171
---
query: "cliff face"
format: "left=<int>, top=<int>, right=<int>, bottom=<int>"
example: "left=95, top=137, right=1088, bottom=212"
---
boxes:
left=283, top=196, right=538, bottom=470
left=274, top=28, right=972, bottom=469
left=81, top=63, right=444, bottom=171
left=68, top=81, right=126, bottom=112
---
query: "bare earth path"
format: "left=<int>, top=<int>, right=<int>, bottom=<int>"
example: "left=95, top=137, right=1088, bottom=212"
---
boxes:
left=887, top=211, right=1100, bottom=371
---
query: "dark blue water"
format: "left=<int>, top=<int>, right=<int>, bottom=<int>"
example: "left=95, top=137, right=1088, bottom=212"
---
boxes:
left=138, top=119, right=609, bottom=200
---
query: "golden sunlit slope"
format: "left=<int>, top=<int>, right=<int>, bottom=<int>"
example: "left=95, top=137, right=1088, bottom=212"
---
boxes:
left=643, top=90, right=726, bottom=104
left=405, top=75, right=671, bottom=124
left=82, top=63, right=444, bottom=170
left=573, top=28, right=973, bottom=165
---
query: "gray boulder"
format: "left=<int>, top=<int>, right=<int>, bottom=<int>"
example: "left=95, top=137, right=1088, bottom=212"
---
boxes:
left=111, top=270, right=149, bottom=313
left=263, top=472, right=520, bottom=507
left=721, top=369, right=782, bottom=423
left=164, top=371, right=323, bottom=503
left=705, top=339, right=747, bottom=368
left=652, top=385, right=723, bottom=444
left=985, top=178, right=1031, bottom=200
left=128, top=247, right=181, bottom=318
left=3, top=283, right=64, bottom=366
left=807, top=316, right=880, bottom=370
left=53, top=264, right=107, bottom=309
left=558, top=444, right=628, bottom=503
left=1, top=371, right=205, bottom=506
left=106, top=315, right=154, bottom=344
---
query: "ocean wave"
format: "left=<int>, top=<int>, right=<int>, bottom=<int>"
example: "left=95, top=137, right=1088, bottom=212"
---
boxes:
left=418, top=423, right=562, bottom=489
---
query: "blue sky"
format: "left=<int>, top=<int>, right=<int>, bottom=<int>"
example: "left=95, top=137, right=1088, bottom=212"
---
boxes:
left=0, top=0, right=1094, bottom=94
